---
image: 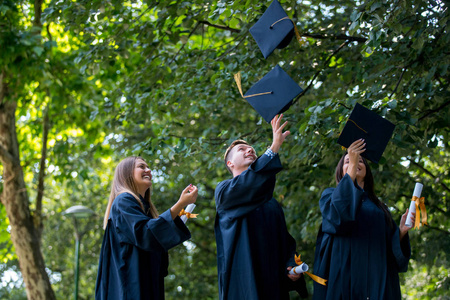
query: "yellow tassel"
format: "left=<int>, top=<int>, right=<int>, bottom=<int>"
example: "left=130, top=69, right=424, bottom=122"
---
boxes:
left=234, top=72, right=245, bottom=98
left=293, top=21, right=302, bottom=46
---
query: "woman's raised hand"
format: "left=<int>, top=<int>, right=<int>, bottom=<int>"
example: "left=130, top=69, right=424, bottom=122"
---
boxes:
left=170, top=184, right=198, bottom=219
left=347, top=139, right=366, bottom=165
left=179, top=184, right=198, bottom=206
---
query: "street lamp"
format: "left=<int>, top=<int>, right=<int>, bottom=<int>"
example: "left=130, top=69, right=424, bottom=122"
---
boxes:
left=63, top=205, right=95, bottom=300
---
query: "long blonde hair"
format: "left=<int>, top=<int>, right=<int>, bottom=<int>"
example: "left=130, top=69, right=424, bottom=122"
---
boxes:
left=103, top=156, right=159, bottom=229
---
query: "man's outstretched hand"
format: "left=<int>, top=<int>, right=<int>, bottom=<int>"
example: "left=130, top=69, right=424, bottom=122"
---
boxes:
left=270, top=114, right=290, bottom=153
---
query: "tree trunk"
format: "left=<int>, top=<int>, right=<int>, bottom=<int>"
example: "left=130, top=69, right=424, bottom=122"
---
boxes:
left=0, top=75, right=56, bottom=300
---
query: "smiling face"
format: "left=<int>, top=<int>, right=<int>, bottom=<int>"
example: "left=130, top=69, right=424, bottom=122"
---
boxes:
left=133, top=158, right=152, bottom=195
left=342, top=153, right=366, bottom=183
left=227, top=144, right=257, bottom=176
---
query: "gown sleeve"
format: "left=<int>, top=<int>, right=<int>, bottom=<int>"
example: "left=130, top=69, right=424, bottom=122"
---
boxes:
left=389, top=220, right=411, bottom=272
left=319, top=173, right=364, bottom=235
left=215, top=153, right=283, bottom=219
left=111, top=193, right=191, bottom=252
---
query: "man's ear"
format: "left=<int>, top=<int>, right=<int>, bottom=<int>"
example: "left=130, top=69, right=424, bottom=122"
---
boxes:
left=226, top=160, right=233, bottom=169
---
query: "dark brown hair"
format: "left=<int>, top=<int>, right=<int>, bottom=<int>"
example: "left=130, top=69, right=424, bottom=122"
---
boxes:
left=335, top=153, right=393, bottom=227
left=223, top=140, right=250, bottom=174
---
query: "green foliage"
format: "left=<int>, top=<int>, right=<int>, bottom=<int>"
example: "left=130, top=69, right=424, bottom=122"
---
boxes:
left=0, top=205, right=16, bottom=267
left=1, top=0, right=449, bottom=298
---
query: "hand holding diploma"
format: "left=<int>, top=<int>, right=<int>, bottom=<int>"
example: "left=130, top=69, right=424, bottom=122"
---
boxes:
left=287, top=259, right=307, bottom=282
left=288, top=254, right=327, bottom=286
left=399, top=209, right=415, bottom=240
left=288, top=262, right=308, bottom=275
left=171, top=184, right=198, bottom=220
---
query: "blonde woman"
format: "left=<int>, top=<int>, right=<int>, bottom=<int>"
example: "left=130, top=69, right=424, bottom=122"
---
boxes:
left=95, top=156, right=198, bottom=300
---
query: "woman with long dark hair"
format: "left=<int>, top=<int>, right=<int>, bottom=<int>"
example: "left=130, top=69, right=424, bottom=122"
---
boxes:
left=313, top=139, right=414, bottom=299
left=95, top=156, right=198, bottom=300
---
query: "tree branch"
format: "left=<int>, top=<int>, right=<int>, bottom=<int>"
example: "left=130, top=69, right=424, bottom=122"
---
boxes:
left=196, top=19, right=369, bottom=44
left=168, top=133, right=226, bottom=143
left=198, top=20, right=240, bottom=33
left=167, top=129, right=261, bottom=145
left=46, top=23, right=52, bottom=42
left=293, top=41, right=351, bottom=104
left=0, top=70, right=5, bottom=107
left=34, top=0, right=43, bottom=27
left=389, top=68, right=407, bottom=99
left=35, top=103, right=50, bottom=240
left=0, top=72, right=15, bottom=165
left=426, top=225, right=450, bottom=235
left=384, top=0, right=403, bottom=25
left=168, top=22, right=201, bottom=65
left=215, top=34, right=248, bottom=61
left=410, top=160, right=450, bottom=193
left=114, top=6, right=152, bottom=40
left=429, top=204, right=450, bottom=218
left=0, top=144, right=15, bottom=165
left=339, top=102, right=351, bottom=110
left=418, top=100, right=450, bottom=121
left=300, top=33, right=367, bottom=43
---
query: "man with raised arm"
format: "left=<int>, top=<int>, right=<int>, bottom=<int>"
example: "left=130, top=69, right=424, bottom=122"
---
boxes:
left=214, top=115, right=307, bottom=300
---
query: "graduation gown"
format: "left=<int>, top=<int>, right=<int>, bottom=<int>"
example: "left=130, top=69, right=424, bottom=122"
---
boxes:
left=313, top=174, right=411, bottom=300
left=215, top=153, right=307, bottom=300
left=95, top=192, right=191, bottom=300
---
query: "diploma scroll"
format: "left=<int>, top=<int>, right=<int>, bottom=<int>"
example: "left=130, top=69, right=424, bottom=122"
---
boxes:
left=292, top=254, right=327, bottom=285
left=288, top=262, right=309, bottom=275
left=405, top=183, right=423, bottom=227
left=180, top=204, right=196, bottom=223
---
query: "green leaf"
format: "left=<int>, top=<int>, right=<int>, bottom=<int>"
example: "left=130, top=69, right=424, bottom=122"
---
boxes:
left=350, top=11, right=362, bottom=22
left=349, top=21, right=359, bottom=35
left=229, top=17, right=239, bottom=28
left=32, top=46, right=44, bottom=56
left=388, top=99, right=397, bottom=109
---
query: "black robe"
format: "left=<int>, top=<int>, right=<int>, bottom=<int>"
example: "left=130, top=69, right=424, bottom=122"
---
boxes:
left=214, top=153, right=307, bottom=300
left=95, top=192, right=191, bottom=300
left=313, top=174, right=411, bottom=300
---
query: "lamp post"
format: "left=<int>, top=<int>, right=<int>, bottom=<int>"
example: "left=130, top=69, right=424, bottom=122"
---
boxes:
left=63, top=205, right=95, bottom=300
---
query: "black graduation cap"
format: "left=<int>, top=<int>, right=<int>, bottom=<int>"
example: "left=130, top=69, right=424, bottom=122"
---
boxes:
left=337, top=103, right=396, bottom=163
left=249, top=0, right=296, bottom=59
left=234, top=64, right=303, bottom=123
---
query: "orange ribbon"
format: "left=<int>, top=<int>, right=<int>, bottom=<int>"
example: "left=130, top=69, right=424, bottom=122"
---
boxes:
left=294, top=254, right=327, bottom=286
left=178, top=209, right=198, bottom=219
left=412, top=196, right=428, bottom=229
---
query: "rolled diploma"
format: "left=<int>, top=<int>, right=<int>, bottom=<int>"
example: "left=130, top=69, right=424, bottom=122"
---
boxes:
left=180, top=204, right=196, bottom=223
left=289, top=263, right=309, bottom=275
left=405, top=183, right=423, bottom=227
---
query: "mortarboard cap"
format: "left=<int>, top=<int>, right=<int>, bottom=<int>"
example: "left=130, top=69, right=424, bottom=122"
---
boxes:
left=249, top=0, right=296, bottom=59
left=337, top=103, right=396, bottom=163
left=234, top=64, right=303, bottom=123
